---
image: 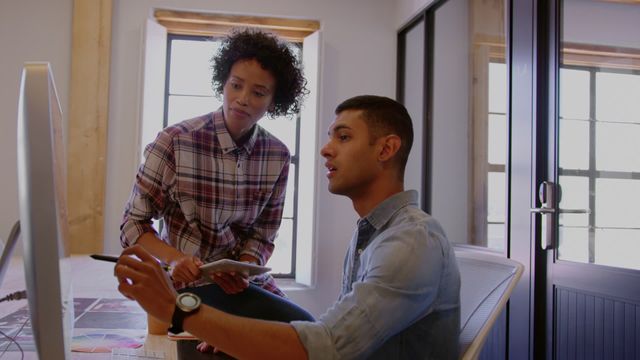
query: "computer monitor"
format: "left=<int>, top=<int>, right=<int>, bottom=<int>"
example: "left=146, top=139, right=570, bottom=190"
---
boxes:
left=17, top=62, right=73, bottom=359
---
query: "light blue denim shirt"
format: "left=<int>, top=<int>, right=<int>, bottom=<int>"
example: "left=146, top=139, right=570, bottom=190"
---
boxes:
left=291, top=190, right=460, bottom=359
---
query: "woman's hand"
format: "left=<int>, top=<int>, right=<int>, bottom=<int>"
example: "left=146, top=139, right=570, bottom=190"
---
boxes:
left=170, top=255, right=203, bottom=283
left=210, top=271, right=250, bottom=294
left=208, top=254, right=258, bottom=294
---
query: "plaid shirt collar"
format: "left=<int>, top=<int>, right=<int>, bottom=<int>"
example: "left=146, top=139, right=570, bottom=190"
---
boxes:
left=214, top=109, right=259, bottom=155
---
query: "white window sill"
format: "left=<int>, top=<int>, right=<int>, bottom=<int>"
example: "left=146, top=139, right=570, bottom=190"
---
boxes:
left=275, top=278, right=314, bottom=292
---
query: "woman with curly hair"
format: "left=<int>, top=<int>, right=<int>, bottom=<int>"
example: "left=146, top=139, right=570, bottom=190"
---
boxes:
left=120, top=28, right=314, bottom=338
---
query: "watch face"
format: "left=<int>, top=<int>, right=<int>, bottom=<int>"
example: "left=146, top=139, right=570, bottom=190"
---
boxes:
left=177, top=293, right=201, bottom=312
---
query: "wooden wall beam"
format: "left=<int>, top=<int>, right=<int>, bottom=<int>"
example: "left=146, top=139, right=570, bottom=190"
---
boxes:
left=67, top=0, right=112, bottom=254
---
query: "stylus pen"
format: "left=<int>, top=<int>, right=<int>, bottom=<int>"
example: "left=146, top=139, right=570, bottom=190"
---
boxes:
left=90, top=254, right=171, bottom=272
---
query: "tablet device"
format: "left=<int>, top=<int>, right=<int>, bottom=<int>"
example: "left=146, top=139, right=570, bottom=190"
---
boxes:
left=199, top=259, right=271, bottom=277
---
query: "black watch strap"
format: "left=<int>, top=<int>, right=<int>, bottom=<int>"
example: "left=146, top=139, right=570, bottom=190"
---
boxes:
left=168, top=293, right=201, bottom=334
left=168, top=308, right=187, bottom=334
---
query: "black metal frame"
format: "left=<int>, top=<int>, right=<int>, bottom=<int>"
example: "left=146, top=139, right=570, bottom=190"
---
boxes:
left=397, top=1, right=519, bottom=358
left=396, top=0, right=446, bottom=214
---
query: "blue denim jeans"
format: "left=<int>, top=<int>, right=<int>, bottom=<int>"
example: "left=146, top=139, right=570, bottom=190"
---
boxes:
left=179, top=283, right=315, bottom=322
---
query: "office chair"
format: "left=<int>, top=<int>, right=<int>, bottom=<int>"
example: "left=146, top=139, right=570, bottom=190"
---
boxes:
left=456, top=248, right=524, bottom=360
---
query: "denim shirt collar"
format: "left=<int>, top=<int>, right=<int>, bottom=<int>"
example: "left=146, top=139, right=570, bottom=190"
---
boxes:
left=360, top=190, right=419, bottom=231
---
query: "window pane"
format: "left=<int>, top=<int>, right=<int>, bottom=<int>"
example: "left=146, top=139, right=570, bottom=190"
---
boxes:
left=167, top=95, right=221, bottom=126
left=558, top=175, right=589, bottom=227
left=488, top=114, right=506, bottom=165
left=487, top=223, right=505, bottom=251
left=431, top=0, right=506, bottom=250
left=488, top=63, right=507, bottom=113
left=487, top=172, right=505, bottom=223
left=270, top=218, right=293, bottom=274
left=559, top=119, right=590, bottom=170
left=560, top=69, right=590, bottom=120
left=260, top=116, right=298, bottom=156
left=596, top=72, right=640, bottom=123
left=595, top=122, right=640, bottom=172
left=169, top=40, right=219, bottom=96
left=402, top=19, right=426, bottom=209
left=596, top=178, right=640, bottom=228
left=558, top=227, right=589, bottom=263
left=595, top=228, right=640, bottom=270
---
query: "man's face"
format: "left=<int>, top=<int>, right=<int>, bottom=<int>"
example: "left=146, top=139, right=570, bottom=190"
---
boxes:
left=320, top=110, right=381, bottom=198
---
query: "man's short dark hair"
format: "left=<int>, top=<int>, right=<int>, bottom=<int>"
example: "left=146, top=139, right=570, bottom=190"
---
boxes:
left=335, top=95, right=414, bottom=178
left=210, top=28, right=308, bottom=117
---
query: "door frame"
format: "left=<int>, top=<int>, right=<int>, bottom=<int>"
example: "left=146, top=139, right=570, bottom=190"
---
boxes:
left=508, top=0, right=548, bottom=357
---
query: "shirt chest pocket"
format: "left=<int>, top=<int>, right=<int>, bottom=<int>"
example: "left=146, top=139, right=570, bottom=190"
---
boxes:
left=243, top=190, right=273, bottom=223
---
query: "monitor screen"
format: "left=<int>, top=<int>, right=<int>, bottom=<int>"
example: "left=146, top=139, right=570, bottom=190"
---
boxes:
left=17, top=62, right=73, bottom=359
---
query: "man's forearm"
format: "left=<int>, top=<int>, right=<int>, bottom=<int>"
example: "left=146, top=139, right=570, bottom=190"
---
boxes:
left=136, top=232, right=184, bottom=264
left=184, top=305, right=308, bottom=360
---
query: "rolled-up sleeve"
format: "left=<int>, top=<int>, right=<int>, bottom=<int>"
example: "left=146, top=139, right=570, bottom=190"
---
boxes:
left=291, top=223, right=445, bottom=359
left=290, top=321, right=340, bottom=360
left=120, top=131, right=176, bottom=247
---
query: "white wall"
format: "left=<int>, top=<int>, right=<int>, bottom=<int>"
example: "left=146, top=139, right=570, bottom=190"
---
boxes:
left=103, top=0, right=397, bottom=316
left=0, top=0, right=73, bottom=252
left=395, top=0, right=434, bottom=29
left=565, top=0, right=640, bottom=48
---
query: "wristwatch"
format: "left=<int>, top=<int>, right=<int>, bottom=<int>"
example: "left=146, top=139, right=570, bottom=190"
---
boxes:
left=168, top=292, right=201, bottom=334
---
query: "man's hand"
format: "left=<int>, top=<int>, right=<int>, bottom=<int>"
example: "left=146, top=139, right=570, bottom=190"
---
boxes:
left=170, top=255, right=204, bottom=283
left=115, top=245, right=177, bottom=323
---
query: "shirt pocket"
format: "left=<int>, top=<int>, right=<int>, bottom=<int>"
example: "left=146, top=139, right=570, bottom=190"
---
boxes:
left=245, top=190, right=273, bottom=223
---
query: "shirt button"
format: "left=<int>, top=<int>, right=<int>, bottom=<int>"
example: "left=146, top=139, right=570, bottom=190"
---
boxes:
left=357, top=248, right=363, bottom=255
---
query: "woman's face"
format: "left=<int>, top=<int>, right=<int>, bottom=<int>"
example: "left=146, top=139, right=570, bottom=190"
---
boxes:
left=222, top=59, right=276, bottom=142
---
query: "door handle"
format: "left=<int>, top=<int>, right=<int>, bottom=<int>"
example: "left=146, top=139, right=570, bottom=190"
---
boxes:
left=530, top=182, right=590, bottom=250
left=530, top=181, right=556, bottom=250
left=530, top=208, right=590, bottom=214
left=558, top=208, right=591, bottom=214
left=530, top=207, right=555, bottom=214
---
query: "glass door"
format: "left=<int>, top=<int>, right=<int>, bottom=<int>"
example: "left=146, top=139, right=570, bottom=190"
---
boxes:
left=537, top=0, right=640, bottom=358
left=398, top=0, right=511, bottom=358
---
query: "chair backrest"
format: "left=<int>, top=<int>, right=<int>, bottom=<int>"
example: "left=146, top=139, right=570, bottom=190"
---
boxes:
left=456, top=249, right=524, bottom=360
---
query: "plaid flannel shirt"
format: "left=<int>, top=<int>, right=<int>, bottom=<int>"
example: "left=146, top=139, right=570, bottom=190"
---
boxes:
left=120, top=110, right=289, bottom=295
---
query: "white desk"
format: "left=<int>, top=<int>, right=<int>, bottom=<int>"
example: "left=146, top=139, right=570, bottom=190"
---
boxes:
left=0, top=255, right=177, bottom=359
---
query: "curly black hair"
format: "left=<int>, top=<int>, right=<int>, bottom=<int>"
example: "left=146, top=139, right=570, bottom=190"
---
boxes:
left=210, top=28, right=308, bottom=117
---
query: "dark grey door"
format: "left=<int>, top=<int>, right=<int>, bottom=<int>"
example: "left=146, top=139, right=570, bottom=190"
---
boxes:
left=536, top=0, right=640, bottom=358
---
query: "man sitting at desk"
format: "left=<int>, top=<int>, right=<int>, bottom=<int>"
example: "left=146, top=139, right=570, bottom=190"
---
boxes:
left=115, top=95, right=461, bottom=359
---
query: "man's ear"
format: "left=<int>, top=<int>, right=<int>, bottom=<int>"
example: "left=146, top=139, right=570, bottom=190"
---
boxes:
left=377, top=135, right=401, bottom=162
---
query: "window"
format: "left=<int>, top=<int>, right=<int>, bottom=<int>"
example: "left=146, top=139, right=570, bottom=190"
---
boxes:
left=486, top=61, right=507, bottom=251
left=140, top=10, right=320, bottom=282
left=164, top=34, right=302, bottom=277
left=434, top=0, right=508, bottom=251
left=557, top=65, right=640, bottom=270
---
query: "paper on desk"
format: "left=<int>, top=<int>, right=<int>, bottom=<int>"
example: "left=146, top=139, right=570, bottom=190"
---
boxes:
left=167, top=331, right=197, bottom=341
left=71, top=331, right=144, bottom=353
